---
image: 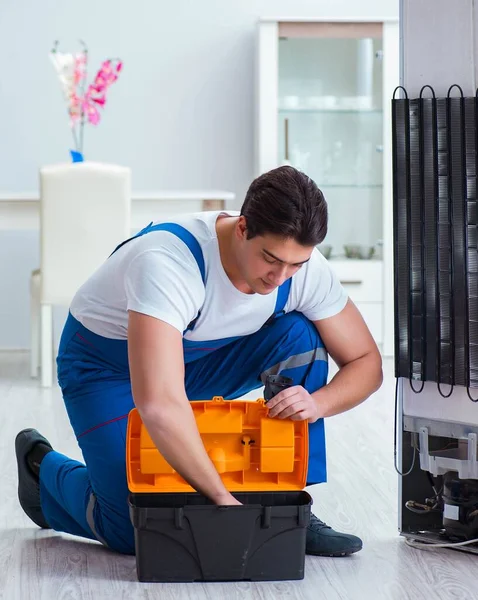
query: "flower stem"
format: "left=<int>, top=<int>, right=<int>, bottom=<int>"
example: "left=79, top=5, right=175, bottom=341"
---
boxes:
left=72, top=124, right=79, bottom=152
left=79, top=40, right=89, bottom=155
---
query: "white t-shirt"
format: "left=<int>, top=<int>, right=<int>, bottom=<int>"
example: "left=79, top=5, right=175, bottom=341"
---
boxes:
left=70, top=211, right=348, bottom=340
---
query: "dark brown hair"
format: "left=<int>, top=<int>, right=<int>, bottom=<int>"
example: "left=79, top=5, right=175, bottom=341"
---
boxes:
left=240, top=166, right=328, bottom=246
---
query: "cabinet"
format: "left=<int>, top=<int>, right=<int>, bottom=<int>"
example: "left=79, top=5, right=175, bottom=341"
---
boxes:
left=331, top=259, right=383, bottom=343
left=255, top=18, right=399, bottom=354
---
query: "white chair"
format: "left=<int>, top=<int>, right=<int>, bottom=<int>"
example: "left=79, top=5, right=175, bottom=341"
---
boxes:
left=30, top=161, right=131, bottom=387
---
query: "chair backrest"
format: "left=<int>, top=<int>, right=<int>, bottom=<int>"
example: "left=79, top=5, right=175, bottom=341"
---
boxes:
left=39, top=161, right=131, bottom=305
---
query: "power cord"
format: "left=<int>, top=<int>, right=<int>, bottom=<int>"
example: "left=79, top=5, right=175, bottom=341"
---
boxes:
left=405, top=537, right=478, bottom=550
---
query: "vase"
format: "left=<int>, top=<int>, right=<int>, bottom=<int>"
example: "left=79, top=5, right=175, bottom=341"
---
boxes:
left=70, top=149, right=84, bottom=163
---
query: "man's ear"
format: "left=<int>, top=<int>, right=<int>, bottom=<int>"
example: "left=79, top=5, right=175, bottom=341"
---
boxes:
left=236, top=215, right=248, bottom=240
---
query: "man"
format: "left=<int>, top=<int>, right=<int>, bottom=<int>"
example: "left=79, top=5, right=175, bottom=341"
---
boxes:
left=16, top=166, right=382, bottom=557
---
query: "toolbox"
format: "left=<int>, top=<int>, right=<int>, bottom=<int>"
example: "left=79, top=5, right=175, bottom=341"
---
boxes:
left=126, top=395, right=312, bottom=582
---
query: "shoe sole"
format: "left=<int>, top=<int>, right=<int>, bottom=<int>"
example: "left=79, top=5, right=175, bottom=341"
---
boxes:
left=15, top=428, right=52, bottom=529
left=307, top=546, right=363, bottom=557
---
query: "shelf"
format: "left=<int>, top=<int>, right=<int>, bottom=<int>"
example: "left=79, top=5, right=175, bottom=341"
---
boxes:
left=328, top=258, right=383, bottom=264
left=279, top=108, right=383, bottom=115
left=319, top=184, right=382, bottom=189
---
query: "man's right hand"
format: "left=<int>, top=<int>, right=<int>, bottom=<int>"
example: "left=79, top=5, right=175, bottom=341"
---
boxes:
left=213, top=492, right=243, bottom=506
left=128, top=310, right=237, bottom=505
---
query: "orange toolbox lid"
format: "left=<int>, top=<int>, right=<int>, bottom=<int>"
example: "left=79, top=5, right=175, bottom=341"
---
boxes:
left=126, top=396, right=309, bottom=493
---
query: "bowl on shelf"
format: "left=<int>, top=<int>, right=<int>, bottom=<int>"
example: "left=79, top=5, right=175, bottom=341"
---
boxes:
left=343, top=244, right=375, bottom=260
left=317, top=244, right=332, bottom=259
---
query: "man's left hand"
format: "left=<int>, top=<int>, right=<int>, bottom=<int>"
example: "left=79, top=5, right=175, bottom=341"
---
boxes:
left=266, top=385, right=320, bottom=423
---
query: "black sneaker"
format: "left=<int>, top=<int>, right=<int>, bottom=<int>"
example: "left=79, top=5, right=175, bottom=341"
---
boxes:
left=15, top=429, right=53, bottom=529
left=306, top=513, right=363, bottom=557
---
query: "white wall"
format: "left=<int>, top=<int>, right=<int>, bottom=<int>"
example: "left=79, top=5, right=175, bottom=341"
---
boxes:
left=0, top=0, right=398, bottom=349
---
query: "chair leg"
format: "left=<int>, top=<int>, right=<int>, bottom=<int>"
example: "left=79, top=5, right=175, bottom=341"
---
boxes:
left=41, top=304, right=53, bottom=388
left=30, top=279, right=40, bottom=378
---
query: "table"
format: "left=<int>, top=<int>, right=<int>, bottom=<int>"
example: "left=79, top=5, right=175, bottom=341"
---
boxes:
left=0, top=190, right=236, bottom=230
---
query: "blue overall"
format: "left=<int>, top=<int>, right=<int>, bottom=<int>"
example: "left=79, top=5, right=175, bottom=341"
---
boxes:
left=39, top=222, right=329, bottom=554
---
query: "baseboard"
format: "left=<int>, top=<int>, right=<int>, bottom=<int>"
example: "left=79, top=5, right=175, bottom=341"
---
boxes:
left=0, top=348, right=30, bottom=353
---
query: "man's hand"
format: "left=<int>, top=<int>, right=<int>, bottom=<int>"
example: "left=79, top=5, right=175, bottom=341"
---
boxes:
left=214, top=492, right=243, bottom=506
left=266, top=385, right=320, bottom=422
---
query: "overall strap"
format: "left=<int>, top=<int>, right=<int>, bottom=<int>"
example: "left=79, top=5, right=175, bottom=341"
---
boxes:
left=111, top=222, right=205, bottom=283
left=263, top=278, right=292, bottom=327
left=275, top=277, right=292, bottom=314
left=111, top=221, right=206, bottom=332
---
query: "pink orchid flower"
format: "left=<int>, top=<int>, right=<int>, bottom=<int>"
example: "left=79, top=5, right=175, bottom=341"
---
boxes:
left=83, top=59, right=123, bottom=125
left=50, top=41, right=123, bottom=152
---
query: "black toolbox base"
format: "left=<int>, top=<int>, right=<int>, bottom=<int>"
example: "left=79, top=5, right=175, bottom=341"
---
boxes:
left=129, top=491, right=312, bottom=582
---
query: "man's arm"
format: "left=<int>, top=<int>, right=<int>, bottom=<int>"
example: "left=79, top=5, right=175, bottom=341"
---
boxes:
left=128, top=310, right=240, bottom=505
left=310, top=298, right=383, bottom=418
left=267, top=299, right=382, bottom=421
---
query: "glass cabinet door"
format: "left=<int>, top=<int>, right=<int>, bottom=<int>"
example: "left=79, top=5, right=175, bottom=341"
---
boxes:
left=277, top=24, right=384, bottom=261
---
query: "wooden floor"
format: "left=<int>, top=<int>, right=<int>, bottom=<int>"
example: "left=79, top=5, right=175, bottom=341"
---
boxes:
left=2, top=352, right=478, bottom=600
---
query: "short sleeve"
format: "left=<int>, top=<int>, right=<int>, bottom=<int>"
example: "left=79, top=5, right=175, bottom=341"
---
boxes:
left=124, top=241, right=205, bottom=334
left=289, top=249, right=349, bottom=321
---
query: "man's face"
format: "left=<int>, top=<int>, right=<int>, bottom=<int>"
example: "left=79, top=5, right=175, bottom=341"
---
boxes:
left=235, top=219, right=314, bottom=295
